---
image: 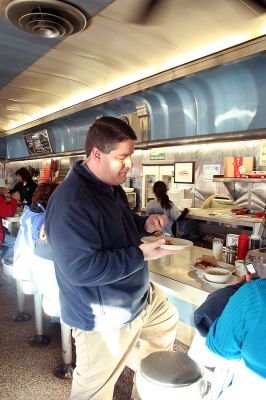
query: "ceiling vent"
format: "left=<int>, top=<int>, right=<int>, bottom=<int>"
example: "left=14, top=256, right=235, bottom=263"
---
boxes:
left=5, top=0, right=88, bottom=38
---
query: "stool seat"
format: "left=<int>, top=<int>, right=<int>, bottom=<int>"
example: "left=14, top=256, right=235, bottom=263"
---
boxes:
left=140, top=351, right=203, bottom=387
left=136, top=351, right=206, bottom=400
left=2, top=258, right=14, bottom=277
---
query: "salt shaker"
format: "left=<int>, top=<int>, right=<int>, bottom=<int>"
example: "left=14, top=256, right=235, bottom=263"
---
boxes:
left=250, top=234, right=261, bottom=250
left=225, top=245, right=237, bottom=265
left=212, top=238, right=224, bottom=260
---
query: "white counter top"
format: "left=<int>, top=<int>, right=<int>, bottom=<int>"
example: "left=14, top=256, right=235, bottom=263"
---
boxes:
left=187, top=208, right=263, bottom=235
left=187, top=208, right=262, bottom=224
left=148, top=246, right=217, bottom=307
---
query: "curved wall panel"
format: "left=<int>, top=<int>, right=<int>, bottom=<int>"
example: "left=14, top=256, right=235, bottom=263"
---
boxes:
left=1, top=52, right=266, bottom=159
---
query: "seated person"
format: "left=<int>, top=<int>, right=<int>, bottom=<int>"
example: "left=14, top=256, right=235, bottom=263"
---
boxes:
left=146, top=181, right=181, bottom=235
left=206, top=279, right=266, bottom=390
left=0, top=179, right=19, bottom=262
left=13, top=182, right=59, bottom=316
left=190, top=275, right=266, bottom=399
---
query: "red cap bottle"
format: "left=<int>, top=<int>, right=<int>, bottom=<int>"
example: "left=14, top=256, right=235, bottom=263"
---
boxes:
left=237, top=232, right=249, bottom=260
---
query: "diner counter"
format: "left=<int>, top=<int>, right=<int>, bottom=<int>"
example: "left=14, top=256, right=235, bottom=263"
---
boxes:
left=148, top=245, right=235, bottom=345
left=149, top=246, right=215, bottom=307
left=187, top=208, right=263, bottom=235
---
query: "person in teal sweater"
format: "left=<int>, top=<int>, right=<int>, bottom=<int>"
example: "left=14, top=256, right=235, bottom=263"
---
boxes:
left=206, top=278, right=266, bottom=379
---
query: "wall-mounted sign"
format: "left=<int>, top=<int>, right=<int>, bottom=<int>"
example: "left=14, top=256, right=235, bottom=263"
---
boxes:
left=203, top=164, right=221, bottom=181
left=259, top=139, right=266, bottom=166
left=24, top=129, right=53, bottom=155
left=150, top=152, right=165, bottom=161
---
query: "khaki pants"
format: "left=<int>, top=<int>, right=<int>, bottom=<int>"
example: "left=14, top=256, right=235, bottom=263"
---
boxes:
left=70, top=283, right=178, bottom=400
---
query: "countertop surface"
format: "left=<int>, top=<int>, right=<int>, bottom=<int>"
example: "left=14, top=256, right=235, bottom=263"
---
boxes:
left=148, top=245, right=239, bottom=305
left=187, top=208, right=262, bottom=225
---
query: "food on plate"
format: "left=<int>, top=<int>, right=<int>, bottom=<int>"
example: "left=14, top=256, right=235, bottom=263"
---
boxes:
left=194, top=255, right=218, bottom=270
left=154, top=233, right=173, bottom=245
left=157, top=237, right=173, bottom=245
left=205, top=270, right=228, bottom=276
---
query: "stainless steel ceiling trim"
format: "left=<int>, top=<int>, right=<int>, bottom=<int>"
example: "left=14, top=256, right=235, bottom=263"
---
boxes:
left=4, top=128, right=266, bottom=161
left=4, top=149, right=85, bottom=162
left=4, top=35, right=266, bottom=136
left=134, top=128, right=266, bottom=149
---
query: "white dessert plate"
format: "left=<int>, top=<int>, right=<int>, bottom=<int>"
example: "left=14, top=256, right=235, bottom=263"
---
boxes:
left=200, top=275, right=239, bottom=287
left=141, top=236, right=193, bottom=251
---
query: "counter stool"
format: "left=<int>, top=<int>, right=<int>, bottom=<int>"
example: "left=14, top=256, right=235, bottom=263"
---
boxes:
left=136, top=351, right=206, bottom=400
left=18, top=279, right=52, bottom=346
left=2, top=257, right=14, bottom=279
left=33, top=261, right=74, bottom=379
left=2, top=258, right=32, bottom=322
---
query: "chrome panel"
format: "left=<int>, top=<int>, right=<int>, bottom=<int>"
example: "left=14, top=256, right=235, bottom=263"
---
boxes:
left=1, top=0, right=266, bottom=134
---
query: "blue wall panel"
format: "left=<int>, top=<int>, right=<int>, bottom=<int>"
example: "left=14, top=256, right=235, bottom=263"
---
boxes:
left=2, top=52, right=266, bottom=159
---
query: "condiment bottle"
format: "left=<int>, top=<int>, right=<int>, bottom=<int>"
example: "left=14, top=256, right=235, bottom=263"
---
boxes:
left=212, top=238, right=224, bottom=260
left=250, top=234, right=261, bottom=250
left=237, top=232, right=249, bottom=260
left=225, top=245, right=237, bottom=265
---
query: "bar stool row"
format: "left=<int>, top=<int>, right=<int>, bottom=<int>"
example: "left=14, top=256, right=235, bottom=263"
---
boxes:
left=2, top=258, right=74, bottom=380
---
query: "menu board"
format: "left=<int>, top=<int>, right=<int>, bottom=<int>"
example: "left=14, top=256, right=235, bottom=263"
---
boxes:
left=24, top=129, right=53, bottom=155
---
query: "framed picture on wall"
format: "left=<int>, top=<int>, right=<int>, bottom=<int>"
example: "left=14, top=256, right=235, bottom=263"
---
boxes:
left=174, top=162, right=195, bottom=184
left=203, top=164, right=221, bottom=181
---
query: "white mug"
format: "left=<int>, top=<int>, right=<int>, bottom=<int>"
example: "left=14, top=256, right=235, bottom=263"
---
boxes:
left=234, top=259, right=246, bottom=277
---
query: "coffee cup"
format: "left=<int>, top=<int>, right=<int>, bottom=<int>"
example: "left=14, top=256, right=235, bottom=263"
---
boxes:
left=234, top=259, right=246, bottom=277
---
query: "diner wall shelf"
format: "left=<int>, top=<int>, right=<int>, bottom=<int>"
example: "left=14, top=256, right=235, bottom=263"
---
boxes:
left=212, top=178, right=266, bottom=211
left=213, top=178, right=266, bottom=183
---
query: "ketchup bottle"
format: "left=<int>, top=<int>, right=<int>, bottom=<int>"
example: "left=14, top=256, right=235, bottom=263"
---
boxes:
left=237, top=232, right=249, bottom=260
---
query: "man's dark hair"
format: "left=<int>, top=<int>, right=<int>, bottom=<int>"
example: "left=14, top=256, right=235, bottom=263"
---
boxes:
left=85, top=116, right=137, bottom=157
left=15, top=167, right=33, bottom=182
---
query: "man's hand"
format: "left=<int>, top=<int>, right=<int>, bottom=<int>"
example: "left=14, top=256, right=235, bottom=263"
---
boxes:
left=144, top=214, right=168, bottom=233
left=139, top=238, right=177, bottom=261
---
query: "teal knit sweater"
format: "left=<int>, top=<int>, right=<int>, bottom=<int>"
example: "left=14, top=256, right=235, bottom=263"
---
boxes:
left=206, top=279, right=266, bottom=378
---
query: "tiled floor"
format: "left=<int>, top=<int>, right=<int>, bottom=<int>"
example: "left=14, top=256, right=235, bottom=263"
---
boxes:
left=0, top=268, right=188, bottom=400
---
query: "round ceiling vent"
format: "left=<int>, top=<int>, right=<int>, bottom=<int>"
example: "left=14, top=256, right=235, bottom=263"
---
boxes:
left=5, top=0, right=88, bottom=38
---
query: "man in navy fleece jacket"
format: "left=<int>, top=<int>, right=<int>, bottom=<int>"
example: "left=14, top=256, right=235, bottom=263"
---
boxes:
left=45, top=116, right=178, bottom=400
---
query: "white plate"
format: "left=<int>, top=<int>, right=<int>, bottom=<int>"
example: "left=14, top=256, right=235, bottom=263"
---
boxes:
left=191, top=261, right=235, bottom=272
left=141, top=236, right=193, bottom=251
left=200, top=275, right=239, bottom=287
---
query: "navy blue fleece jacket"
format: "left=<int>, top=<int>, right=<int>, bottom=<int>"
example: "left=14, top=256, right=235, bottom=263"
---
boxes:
left=45, top=161, right=149, bottom=330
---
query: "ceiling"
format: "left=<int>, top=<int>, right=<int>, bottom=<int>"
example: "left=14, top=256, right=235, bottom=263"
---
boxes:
left=0, top=0, right=265, bottom=136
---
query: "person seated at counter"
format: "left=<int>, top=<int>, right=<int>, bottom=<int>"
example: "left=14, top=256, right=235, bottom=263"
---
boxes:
left=146, top=181, right=181, bottom=235
left=0, top=179, right=19, bottom=262
left=8, top=167, right=37, bottom=206
left=189, top=274, right=266, bottom=399
left=13, top=182, right=58, bottom=304
left=205, top=278, right=266, bottom=397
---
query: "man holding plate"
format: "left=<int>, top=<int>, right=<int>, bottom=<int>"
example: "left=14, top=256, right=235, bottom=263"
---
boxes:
left=46, top=116, right=178, bottom=400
